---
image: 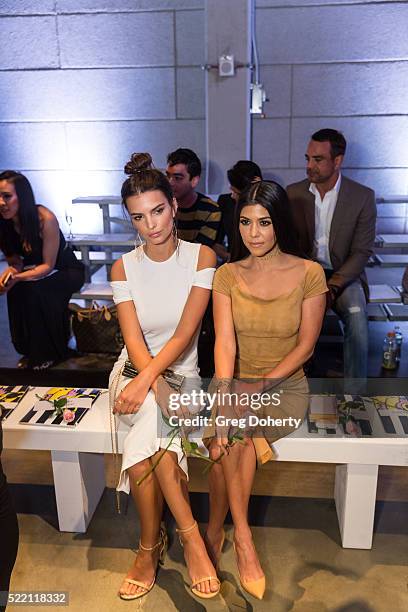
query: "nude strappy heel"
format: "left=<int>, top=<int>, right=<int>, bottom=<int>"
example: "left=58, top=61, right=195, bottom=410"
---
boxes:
left=176, top=521, right=221, bottom=599
left=119, top=526, right=168, bottom=601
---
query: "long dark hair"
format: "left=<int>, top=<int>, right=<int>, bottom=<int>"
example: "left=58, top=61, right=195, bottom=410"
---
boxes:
left=0, top=170, right=40, bottom=256
left=230, top=180, right=303, bottom=262
left=121, top=152, right=174, bottom=208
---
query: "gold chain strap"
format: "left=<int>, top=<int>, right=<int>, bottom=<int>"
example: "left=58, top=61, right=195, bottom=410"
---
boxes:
left=109, top=365, right=125, bottom=514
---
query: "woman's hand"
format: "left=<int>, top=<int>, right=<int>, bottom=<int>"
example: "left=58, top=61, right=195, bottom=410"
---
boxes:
left=113, top=374, right=151, bottom=415
left=214, top=380, right=235, bottom=452
left=153, top=376, right=195, bottom=437
left=0, top=267, right=19, bottom=294
left=152, top=375, right=173, bottom=420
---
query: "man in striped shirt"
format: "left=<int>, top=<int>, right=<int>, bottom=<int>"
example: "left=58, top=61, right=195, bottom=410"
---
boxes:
left=166, top=148, right=221, bottom=248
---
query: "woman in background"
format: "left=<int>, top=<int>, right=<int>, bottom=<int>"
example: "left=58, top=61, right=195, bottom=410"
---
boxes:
left=205, top=181, right=327, bottom=600
left=110, top=153, right=220, bottom=601
left=0, top=171, right=84, bottom=369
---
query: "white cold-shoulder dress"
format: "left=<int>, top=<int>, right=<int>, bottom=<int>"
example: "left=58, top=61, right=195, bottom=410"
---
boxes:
left=109, top=240, right=215, bottom=494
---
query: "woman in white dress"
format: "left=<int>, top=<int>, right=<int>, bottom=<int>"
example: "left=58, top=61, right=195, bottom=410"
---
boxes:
left=109, top=153, right=220, bottom=601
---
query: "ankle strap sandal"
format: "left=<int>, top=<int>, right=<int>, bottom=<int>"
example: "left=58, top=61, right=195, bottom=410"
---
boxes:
left=119, top=526, right=168, bottom=601
left=176, top=521, right=221, bottom=600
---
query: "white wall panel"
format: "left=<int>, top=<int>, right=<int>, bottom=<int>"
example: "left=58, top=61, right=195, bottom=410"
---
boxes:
left=58, top=12, right=174, bottom=67
left=0, top=123, right=67, bottom=170
left=65, top=120, right=205, bottom=170
left=0, top=69, right=176, bottom=121
left=293, top=62, right=408, bottom=116
left=177, top=68, right=205, bottom=118
left=176, top=10, right=205, bottom=65
left=252, top=118, right=291, bottom=168
left=257, top=4, right=408, bottom=63
left=0, top=16, right=58, bottom=69
left=57, top=0, right=203, bottom=12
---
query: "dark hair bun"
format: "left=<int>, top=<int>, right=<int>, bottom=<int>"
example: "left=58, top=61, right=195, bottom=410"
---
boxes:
left=124, top=152, right=153, bottom=175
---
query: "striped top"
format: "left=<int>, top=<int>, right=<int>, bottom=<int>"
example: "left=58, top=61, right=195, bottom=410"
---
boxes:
left=176, top=192, right=221, bottom=247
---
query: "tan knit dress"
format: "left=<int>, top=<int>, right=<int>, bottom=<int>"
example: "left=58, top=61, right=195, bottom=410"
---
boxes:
left=206, top=259, right=328, bottom=464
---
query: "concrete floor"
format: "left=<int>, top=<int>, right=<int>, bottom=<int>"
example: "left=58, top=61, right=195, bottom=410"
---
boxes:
left=8, top=489, right=408, bottom=612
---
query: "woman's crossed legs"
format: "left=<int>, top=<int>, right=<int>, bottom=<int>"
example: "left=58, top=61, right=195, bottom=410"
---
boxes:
left=119, top=449, right=219, bottom=598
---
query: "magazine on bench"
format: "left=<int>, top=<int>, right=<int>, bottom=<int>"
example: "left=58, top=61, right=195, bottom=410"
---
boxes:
left=370, top=396, right=408, bottom=436
left=0, top=385, right=31, bottom=420
left=307, top=394, right=408, bottom=437
left=19, top=387, right=101, bottom=427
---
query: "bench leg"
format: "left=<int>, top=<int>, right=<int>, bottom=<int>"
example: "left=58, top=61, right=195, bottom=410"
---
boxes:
left=51, top=450, right=106, bottom=533
left=334, top=463, right=378, bottom=549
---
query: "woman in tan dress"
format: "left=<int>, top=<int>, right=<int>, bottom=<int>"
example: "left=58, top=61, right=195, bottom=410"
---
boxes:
left=204, top=180, right=327, bottom=600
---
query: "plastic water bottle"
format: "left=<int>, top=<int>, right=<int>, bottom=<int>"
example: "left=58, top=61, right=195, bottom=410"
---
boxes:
left=394, top=326, right=403, bottom=362
left=382, top=331, right=398, bottom=370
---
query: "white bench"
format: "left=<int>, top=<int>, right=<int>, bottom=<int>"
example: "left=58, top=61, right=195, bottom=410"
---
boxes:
left=2, top=387, right=407, bottom=549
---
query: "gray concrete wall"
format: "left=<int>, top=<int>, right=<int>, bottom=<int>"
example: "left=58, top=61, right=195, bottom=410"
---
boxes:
left=0, top=0, right=205, bottom=232
left=1, top=0, right=407, bottom=234
left=253, top=0, right=408, bottom=200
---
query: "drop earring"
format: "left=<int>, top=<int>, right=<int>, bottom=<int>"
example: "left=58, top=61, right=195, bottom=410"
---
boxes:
left=172, top=219, right=180, bottom=256
left=134, top=231, right=144, bottom=248
left=134, top=231, right=144, bottom=261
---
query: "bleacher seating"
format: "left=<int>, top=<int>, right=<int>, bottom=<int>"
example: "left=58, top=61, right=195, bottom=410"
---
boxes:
left=67, top=193, right=408, bottom=320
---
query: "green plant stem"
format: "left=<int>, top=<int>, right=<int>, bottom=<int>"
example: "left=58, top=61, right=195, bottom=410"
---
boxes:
left=136, top=427, right=180, bottom=486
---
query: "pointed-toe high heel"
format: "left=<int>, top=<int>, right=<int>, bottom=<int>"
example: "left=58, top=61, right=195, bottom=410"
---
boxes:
left=176, top=521, right=221, bottom=599
left=233, top=542, right=265, bottom=600
left=119, top=526, right=168, bottom=601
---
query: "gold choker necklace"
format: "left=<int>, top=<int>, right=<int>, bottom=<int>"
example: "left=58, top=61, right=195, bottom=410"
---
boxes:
left=255, top=245, right=281, bottom=261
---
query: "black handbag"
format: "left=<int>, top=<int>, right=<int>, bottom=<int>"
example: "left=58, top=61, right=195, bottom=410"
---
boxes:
left=69, top=301, right=124, bottom=354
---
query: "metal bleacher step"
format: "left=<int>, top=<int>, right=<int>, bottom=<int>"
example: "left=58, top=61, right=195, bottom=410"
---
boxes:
left=67, top=233, right=134, bottom=248
left=71, top=282, right=113, bottom=301
left=106, top=216, right=130, bottom=227
left=375, top=234, right=408, bottom=248
left=366, top=303, right=388, bottom=321
left=383, top=304, right=408, bottom=321
left=374, top=254, right=408, bottom=267
left=368, top=284, right=401, bottom=303
left=73, top=251, right=123, bottom=265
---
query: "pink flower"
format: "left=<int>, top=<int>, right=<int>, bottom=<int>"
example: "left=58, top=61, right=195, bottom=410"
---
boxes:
left=63, top=409, right=75, bottom=423
left=345, top=419, right=361, bottom=436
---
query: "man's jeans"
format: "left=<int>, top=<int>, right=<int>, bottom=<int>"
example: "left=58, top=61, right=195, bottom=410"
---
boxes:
left=332, top=281, right=368, bottom=381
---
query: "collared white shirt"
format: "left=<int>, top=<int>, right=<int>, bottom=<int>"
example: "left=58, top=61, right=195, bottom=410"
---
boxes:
left=309, top=173, right=341, bottom=269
